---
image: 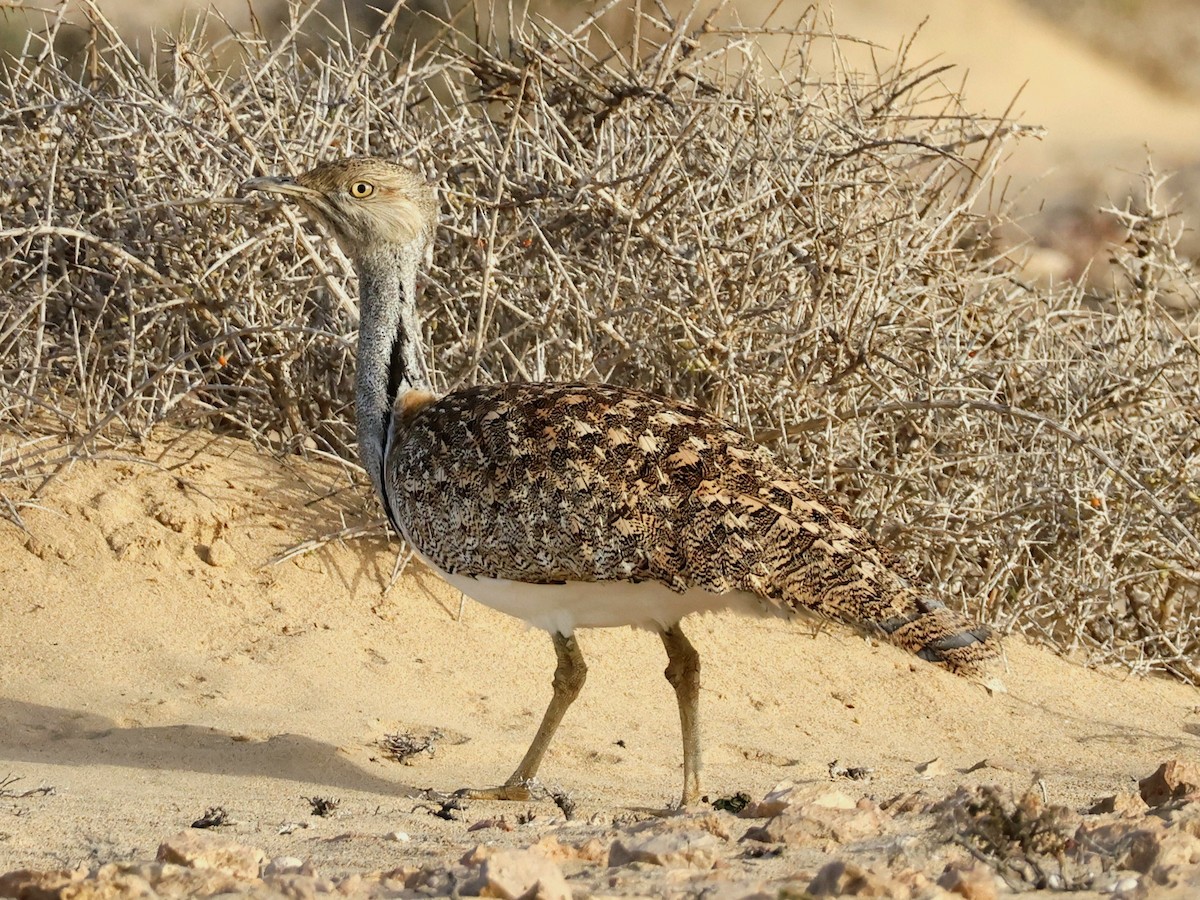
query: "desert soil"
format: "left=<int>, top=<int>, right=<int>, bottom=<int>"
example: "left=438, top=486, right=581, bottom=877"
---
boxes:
left=1, top=430, right=1199, bottom=898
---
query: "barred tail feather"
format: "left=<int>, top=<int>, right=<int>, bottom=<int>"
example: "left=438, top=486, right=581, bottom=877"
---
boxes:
left=880, top=599, right=999, bottom=677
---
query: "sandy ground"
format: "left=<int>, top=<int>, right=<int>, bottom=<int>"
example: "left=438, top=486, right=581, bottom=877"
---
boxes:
left=800, top=0, right=1200, bottom=181
left=1, top=430, right=1199, bottom=897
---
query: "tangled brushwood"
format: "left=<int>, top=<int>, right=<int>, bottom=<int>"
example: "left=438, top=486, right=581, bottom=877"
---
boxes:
left=1, top=2, right=1198, bottom=677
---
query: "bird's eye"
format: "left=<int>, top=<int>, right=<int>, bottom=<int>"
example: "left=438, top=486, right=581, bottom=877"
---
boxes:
left=349, top=181, right=374, bottom=198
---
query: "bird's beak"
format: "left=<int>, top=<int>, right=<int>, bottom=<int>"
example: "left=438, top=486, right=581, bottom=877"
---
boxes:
left=239, top=174, right=322, bottom=201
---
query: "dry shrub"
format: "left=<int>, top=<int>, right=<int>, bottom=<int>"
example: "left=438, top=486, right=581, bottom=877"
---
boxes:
left=1, top=1, right=1198, bottom=677
left=936, top=784, right=1089, bottom=891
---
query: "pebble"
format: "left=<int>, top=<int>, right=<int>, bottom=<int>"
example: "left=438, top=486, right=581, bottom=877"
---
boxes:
left=742, top=781, right=857, bottom=818
left=915, top=757, right=949, bottom=778
left=200, top=536, right=237, bottom=567
left=264, top=856, right=306, bottom=875
left=155, top=830, right=266, bottom=880
left=1139, top=758, right=1200, bottom=807
left=937, top=860, right=999, bottom=900
left=742, top=802, right=882, bottom=847
left=1088, top=792, right=1148, bottom=817
left=806, top=860, right=899, bottom=897
left=7, top=771, right=1200, bottom=899
left=608, top=830, right=723, bottom=869
left=469, top=848, right=572, bottom=900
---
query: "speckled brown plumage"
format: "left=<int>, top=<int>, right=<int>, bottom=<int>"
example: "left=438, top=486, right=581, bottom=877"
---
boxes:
left=242, top=156, right=999, bottom=807
left=389, top=381, right=997, bottom=674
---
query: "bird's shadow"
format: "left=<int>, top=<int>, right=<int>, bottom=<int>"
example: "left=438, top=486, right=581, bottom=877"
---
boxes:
left=0, top=696, right=416, bottom=797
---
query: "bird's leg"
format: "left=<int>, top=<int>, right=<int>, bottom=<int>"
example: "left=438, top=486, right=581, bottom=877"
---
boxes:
left=660, top=624, right=702, bottom=807
left=458, top=632, right=586, bottom=801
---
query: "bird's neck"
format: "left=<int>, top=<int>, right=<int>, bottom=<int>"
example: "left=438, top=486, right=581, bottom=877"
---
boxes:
left=354, top=244, right=430, bottom=513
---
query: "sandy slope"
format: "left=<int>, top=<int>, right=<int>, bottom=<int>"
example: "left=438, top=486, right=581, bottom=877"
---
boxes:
left=1, top=430, right=1197, bottom=884
left=734, top=0, right=1200, bottom=194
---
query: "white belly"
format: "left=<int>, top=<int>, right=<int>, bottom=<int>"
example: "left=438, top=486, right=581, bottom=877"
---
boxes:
left=424, top=557, right=767, bottom=634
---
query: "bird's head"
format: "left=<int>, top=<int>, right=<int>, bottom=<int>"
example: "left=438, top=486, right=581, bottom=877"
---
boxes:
left=241, top=156, right=436, bottom=261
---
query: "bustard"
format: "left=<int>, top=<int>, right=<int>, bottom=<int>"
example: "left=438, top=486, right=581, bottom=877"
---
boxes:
left=243, top=157, right=999, bottom=806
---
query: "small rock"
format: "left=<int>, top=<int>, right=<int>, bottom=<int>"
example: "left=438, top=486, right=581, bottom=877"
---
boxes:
left=880, top=791, right=928, bottom=815
left=530, top=834, right=607, bottom=863
left=264, top=856, right=305, bottom=875
left=377, top=865, right=422, bottom=888
left=742, top=780, right=798, bottom=818
left=460, top=844, right=493, bottom=866
left=280, top=872, right=338, bottom=895
left=1077, top=818, right=1159, bottom=866
left=962, top=756, right=1019, bottom=775
left=742, top=801, right=882, bottom=847
left=153, top=502, right=190, bottom=534
left=807, top=860, right=900, bottom=897
left=790, top=788, right=855, bottom=816
left=0, top=868, right=83, bottom=898
left=690, top=882, right=775, bottom=900
left=384, top=830, right=411, bottom=842
left=983, top=677, right=1007, bottom=695
left=657, top=810, right=733, bottom=841
left=741, top=781, right=856, bottom=818
left=1140, top=831, right=1200, bottom=884
left=156, top=830, right=267, bottom=880
left=608, top=830, right=723, bottom=869
left=938, top=861, right=998, bottom=900
left=471, top=848, right=572, bottom=900
left=199, top=537, right=236, bottom=567
left=828, top=760, right=874, bottom=781
left=139, top=862, right=243, bottom=896
left=104, top=525, right=143, bottom=561
left=24, top=533, right=74, bottom=562
left=916, top=758, right=949, bottom=778
left=1139, top=760, right=1200, bottom=808
left=91, top=865, right=160, bottom=897
left=467, top=817, right=514, bottom=832
left=1088, top=792, right=1148, bottom=817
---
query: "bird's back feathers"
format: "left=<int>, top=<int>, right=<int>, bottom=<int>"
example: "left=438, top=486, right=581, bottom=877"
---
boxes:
left=386, top=381, right=998, bottom=674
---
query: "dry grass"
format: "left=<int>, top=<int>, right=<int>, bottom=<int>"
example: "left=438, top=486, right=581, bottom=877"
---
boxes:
left=1, top=1, right=1198, bottom=677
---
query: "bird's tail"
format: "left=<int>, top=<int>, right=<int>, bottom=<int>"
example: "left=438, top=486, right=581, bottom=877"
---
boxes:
left=872, top=592, right=1000, bottom=678
left=782, top=553, right=1000, bottom=678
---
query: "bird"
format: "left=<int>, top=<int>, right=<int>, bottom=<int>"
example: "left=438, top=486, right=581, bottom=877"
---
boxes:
left=241, top=156, right=999, bottom=807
